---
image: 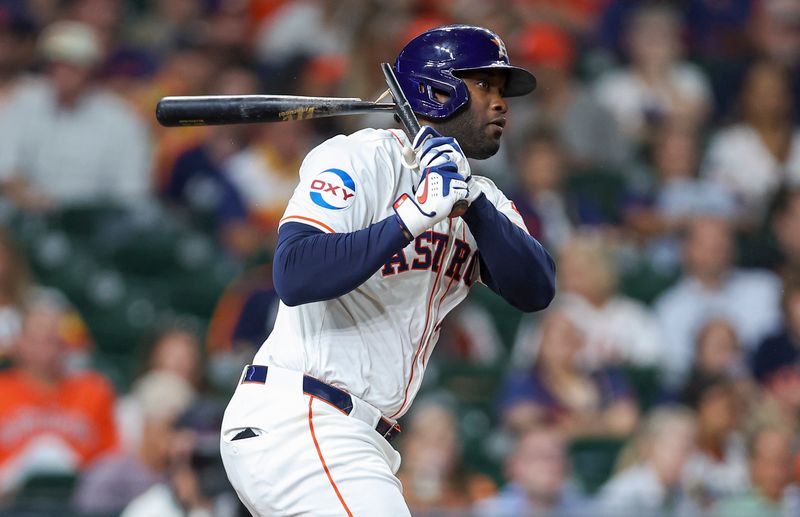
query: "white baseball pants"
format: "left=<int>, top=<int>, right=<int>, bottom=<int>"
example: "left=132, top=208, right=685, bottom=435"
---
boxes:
left=219, top=365, right=411, bottom=516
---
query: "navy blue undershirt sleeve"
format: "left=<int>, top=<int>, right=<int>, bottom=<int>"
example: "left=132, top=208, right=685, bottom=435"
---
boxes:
left=273, top=218, right=410, bottom=306
left=461, top=193, right=556, bottom=312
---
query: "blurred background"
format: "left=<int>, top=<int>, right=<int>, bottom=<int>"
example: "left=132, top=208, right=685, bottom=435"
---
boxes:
left=0, top=0, right=799, bottom=516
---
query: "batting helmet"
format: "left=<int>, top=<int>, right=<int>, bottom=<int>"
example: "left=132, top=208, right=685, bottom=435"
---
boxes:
left=394, top=25, right=537, bottom=120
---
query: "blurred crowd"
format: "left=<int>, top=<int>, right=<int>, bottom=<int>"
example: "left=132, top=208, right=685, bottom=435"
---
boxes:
left=0, top=0, right=799, bottom=516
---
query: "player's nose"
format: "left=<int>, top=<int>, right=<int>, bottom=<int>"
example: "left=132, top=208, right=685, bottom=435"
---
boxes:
left=490, top=93, right=507, bottom=114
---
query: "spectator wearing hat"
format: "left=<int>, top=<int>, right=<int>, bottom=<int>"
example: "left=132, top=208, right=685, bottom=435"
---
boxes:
left=0, top=20, right=152, bottom=212
left=511, top=23, right=630, bottom=170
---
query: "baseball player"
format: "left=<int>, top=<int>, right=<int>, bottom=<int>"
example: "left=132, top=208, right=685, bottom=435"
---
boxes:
left=219, top=25, right=556, bottom=516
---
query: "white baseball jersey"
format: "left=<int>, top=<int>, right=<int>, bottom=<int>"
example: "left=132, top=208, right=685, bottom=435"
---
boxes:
left=252, top=128, right=527, bottom=419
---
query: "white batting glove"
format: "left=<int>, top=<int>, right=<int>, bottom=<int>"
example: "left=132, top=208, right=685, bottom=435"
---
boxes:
left=393, top=166, right=469, bottom=239
left=413, top=126, right=471, bottom=182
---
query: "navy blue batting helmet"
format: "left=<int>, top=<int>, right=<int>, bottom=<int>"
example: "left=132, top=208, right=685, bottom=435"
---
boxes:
left=394, top=25, right=537, bottom=120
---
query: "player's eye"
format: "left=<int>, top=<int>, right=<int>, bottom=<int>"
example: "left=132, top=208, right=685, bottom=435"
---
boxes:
left=476, top=80, right=489, bottom=90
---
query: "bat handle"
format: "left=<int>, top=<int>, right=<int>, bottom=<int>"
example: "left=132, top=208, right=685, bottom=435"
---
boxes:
left=380, top=63, right=468, bottom=218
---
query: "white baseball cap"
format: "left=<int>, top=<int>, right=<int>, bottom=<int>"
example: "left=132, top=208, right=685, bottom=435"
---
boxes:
left=38, top=20, right=103, bottom=67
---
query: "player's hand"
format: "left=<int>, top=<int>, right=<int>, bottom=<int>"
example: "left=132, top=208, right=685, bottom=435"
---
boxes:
left=393, top=164, right=469, bottom=239
left=412, top=126, right=471, bottom=182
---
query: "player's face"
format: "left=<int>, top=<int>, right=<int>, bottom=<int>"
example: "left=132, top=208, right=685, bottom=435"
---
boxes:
left=431, top=70, right=509, bottom=160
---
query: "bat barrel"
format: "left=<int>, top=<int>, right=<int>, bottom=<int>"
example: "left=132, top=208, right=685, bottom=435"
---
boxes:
left=156, top=95, right=395, bottom=127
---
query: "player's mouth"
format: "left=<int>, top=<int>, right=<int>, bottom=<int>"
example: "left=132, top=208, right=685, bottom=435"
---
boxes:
left=488, top=118, right=506, bottom=136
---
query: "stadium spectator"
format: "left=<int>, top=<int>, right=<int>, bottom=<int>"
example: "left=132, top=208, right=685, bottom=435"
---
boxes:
left=498, top=308, right=639, bottom=438
left=511, top=23, right=630, bottom=170
left=254, top=0, right=357, bottom=69
left=205, top=265, right=279, bottom=392
left=1, top=0, right=799, bottom=510
left=0, top=3, right=37, bottom=111
left=71, top=370, right=195, bottom=515
left=702, top=60, right=800, bottom=223
left=555, top=233, right=665, bottom=369
left=0, top=291, right=118, bottom=495
left=625, top=122, right=736, bottom=274
left=654, top=216, right=782, bottom=388
left=594, top=3, right=712, bottom=146
left=116, top=324, right=203, bottom=454
left=680, top=374, right=749, bottom=509
left=396, top=398, right=486, bottom=515
left=0, top=20, right=152, bottom=211
left=597, top=406, right=700, bottom=515
left=753, top=271, right=800, bottom=385
left=691, top=318, right=750, bottom=383
left=473, top=424, right=591, bottom=516
left=124, top=0, right=207, bottom=56
left=165, top=65, right=263, bottom=259
left=507, top=126, right=575, bottom=250
left=223, top=119, right=310, bottom=244
left=120, top=400, right=241, bottom=517
left=749, top=0, right=800, bottom=70
left=713, top=423, right=800, bottom=516
left=134, top=35, right=217, bottom=191
left=769, top=186, right=800, bottom=274
left=683, top=0, right=753, bottom=59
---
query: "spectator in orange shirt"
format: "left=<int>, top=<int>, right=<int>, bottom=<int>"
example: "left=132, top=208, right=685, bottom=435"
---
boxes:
left=0, top=291, right=118, bottom=496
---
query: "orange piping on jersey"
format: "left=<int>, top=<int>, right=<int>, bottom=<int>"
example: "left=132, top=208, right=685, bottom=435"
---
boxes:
left=308, top=397, right=354, bottom=517
left=280, top=215, right=336, bottom=234
left=387, top=129, right=405, bottom=147
left=390, top=221, right=452, bottom=419
left=423, top=224, right=466, bottom=367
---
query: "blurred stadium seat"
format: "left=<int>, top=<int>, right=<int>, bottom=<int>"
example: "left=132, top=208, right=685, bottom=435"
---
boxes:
left=568, top=437, right=626, bottom=494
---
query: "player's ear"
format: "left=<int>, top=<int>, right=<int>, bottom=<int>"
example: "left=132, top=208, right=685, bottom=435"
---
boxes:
left=432, top=88, right=450, bottom=103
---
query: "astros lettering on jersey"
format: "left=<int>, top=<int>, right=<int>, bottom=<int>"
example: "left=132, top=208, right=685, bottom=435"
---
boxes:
left=256, top=128, right=527, bottom=419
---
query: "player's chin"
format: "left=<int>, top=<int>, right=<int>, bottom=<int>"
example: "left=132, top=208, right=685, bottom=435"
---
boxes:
left=472, top=129, right=501, bottom=159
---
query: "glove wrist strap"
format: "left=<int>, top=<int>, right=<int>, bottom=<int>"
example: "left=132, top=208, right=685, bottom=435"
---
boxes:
left=393, top=194, right=430, bottom=239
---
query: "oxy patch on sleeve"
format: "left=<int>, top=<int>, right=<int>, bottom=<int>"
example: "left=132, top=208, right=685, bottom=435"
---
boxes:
left=308, top=168, right=357, bottom=210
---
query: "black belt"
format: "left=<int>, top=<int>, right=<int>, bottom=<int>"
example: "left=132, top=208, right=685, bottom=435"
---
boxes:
left=241, top=364, right=401, bottom=443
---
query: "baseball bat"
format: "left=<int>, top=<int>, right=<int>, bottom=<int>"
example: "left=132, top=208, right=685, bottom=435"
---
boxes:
left=380, top=63, right=468, bottom=218
left=155, top=95, right=396, bottom=127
